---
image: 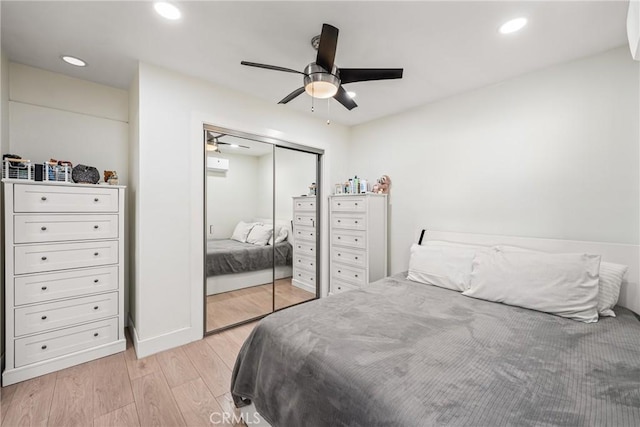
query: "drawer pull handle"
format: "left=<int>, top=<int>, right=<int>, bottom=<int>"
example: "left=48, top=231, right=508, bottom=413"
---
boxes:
left=355, top=275, right=359, bottom=278
left=41, top=226, right=47, bottom=231
left=337, top=203, right=341, bottom=206
left=355, top=239, right=359, bottom=242
left=337, top=220, right=341, bottom=223
left=41, top=286, right=47, bottom=290
left=338, top=270, right=341, bottom=273
left=94, top=279, right=99, bottom=283
left=338, top=253, right=341, bottom=256
left=355, top=203, right=358, bottom=206
left=355, top=221, right=358, bottom=224
left=298, top=274, right=301, bottom=277
left=338, top=237, right=341, bottom=240
left=41, top=315, right=47, bottom=320
left=41, top=256, right=47, bottom=261
left=94, top=198, right=99, bottom=202
left=94, top=252, right=99, bottom=256
left=311, top=277, right=313, bottom=281
left=94, top=225, right=99, bottom=229
left=93, top=306, right=99, bottom=310
left=41, top=196, right=47, bottom=201
left=355, top=257, right=359, bottom=260
left=41, top=345, right=47, bottom=350
left=94, top=333, right=99, bottom=337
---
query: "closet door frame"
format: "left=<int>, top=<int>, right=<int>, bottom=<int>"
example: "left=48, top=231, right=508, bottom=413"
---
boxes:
left=202, top=124, right=323, bottom=336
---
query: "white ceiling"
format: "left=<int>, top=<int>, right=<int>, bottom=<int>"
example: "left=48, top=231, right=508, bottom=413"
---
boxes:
left=1, top=1, right=630, bottom=126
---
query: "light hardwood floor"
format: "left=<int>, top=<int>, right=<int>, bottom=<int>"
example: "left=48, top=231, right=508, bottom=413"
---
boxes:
left=206, top=278, right=314, bottom=331
left=1, top=322, right=258, bottom=427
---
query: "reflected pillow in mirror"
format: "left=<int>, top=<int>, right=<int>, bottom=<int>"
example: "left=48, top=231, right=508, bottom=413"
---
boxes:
left=230, top=221, right=259, bottom=243
left=247, top=224, right=273, bottom=246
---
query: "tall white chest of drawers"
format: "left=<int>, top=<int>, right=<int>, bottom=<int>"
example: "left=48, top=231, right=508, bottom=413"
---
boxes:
left=2, top=180, right=126, bottom=385
left=329, top=194, right=387, bottom=294
left=292, top=196, right=318, bottom=293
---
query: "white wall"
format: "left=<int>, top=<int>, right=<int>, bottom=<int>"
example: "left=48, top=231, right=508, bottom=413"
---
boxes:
left=8, top=63, right=129, bottom=184
left=1, top=49, right=9, bottom=360
left=349, top=47, right=640, bottom=274
left=131, top=62, right=349, bottom=356
left=207, top=152, right=260, bottom=239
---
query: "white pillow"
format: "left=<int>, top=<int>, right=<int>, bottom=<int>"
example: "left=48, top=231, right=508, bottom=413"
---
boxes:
left=275, top=227, right=289, bottom=244
left=598, top=262, right=628, bottom=317
left=246, top=224, right=273, bottom=246
left=267, top=224, right=282, bottom=245
left=463, top=248, right=600, bottom=323
left=407, top=242, right=484, bottom=291
left=498, top=245, right=627, bottom=318
left=230, top=221, right=259, bottom=243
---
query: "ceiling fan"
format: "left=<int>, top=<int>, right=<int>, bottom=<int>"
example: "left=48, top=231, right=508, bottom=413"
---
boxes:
left=206, top=132, right=250, bottom=153
left=241, top=23, right=403, bottom=110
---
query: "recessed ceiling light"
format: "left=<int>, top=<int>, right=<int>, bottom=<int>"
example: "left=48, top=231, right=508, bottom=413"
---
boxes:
left=347, top=91, right=357, bottom=98
left=154, top=2, right=181, bottom=20
left=61, top=55, right=87, bottom=67
left=499, top=17, right=527, bottom=34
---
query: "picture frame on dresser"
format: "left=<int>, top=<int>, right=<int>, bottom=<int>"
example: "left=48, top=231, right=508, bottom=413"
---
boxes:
left=2, top=180, right=126, bottom=385
left=329, top=193, right=388, bottom=295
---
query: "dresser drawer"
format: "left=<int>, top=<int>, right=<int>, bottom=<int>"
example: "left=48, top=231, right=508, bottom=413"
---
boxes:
left=294, top=255, right=316, bottom=273
left=14, top=214, right=118, bottom=244
left=293, top=225, right=316, bottom=243
left=15, top=318, right=119, bottom=368
left=332, top=229, right=366, bottom=249
left=15, top=241, right=119, bottom=274
left=331, top=280, right=359, bottom=294
left=332, top=214, right=366, bottom=230
left=15, top=266, right=118, bottom=306
left=15, top=292, right=118, bottom=336
left=294, top=198, right=317, bottom=212
left=332, top=247, right=366, bottom=268
left=293, top=241, right=316, bottom=258
left=331, top=197, right=365, bottom=212
left=293, top=268, right=316, bottom=287
left=14, top=185, right=118, bottom=213
left=293, top=213, right=315, bottom=228
left=332, top=265, right=366, bottom=287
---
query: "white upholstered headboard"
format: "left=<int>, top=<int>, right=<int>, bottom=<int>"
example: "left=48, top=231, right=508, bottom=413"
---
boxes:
left=421, top=229, right=640, bottom=315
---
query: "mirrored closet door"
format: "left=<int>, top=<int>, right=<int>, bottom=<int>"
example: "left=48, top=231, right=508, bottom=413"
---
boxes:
left=204, top=126, right=322, bottom=334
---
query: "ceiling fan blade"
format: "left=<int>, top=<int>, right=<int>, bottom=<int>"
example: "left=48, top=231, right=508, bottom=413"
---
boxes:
left=316, top=24, right=339, bottom=72
left=339, top=68, right=404, bottom=84
left=278, top=87, right=306, bottom=104
left=217, top=142, right=250, bottom=149
left=241, top=61, right=306, bottom=75
left=334, top=86, right=358, bottom=110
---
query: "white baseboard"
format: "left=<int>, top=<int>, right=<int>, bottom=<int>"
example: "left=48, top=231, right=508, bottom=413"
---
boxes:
left=292, top=279, right=315, bottom=294
left=128, top=314, right=198, bottom=358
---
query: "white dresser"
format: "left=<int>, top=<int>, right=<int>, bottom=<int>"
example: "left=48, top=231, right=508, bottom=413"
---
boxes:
left=2, top=180, right=126, bottom=385
left=292, top=196, right=317, bottom=293
left=329, top=194, right=387, bottom=294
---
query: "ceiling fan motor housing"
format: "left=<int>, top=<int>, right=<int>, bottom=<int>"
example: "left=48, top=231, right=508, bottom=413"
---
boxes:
left=303, top=63, right=340, bottom=98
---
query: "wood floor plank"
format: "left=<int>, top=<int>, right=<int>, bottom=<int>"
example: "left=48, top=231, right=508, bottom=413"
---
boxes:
left=124, top=344, right=161, bottom=381
left=172, top=378, right=224, bottom=427
left=2, top=372, right=56, bottom=427
left=93, top=403, right=140, bottom=427
left=131, top=371, right=185, bottom=427
left=205, top=332, right=242, bottom=371
left=93, top=353, right=135, bottom=418
left=184, top=340, right=232, bottom=398
left=215, top=392, right=247, bottom=427
left=48, top=363, right=94, bottom=427
left=1, top=383, right=19, bottom=425
left=156, top=347, right=200, bottom=389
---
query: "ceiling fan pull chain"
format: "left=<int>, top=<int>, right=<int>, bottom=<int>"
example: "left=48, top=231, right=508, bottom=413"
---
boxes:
left=327, top=98, right=331, bottom=125
left=311, top=86, right=315, bottom=112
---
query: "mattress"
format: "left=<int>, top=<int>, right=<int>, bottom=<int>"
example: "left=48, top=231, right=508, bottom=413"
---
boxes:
left=231, top=274, right=640, bottom=427
left=206, top=239, right=292, bottom=277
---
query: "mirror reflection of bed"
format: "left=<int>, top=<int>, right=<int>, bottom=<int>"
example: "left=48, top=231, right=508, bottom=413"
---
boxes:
left=205, top=130, right=319, bottom=333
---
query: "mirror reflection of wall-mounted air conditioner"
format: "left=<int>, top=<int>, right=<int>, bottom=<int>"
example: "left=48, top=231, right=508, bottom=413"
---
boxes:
left=207, top=157, right=229, bottom=171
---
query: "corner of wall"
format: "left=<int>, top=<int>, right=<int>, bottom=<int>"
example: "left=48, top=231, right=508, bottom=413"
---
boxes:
left=0, top=47, right=9, bottom=364
left=128, top=63, right=140, bottom=334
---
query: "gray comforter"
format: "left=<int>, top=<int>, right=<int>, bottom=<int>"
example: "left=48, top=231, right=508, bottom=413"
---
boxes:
left=206, top=239, right=292, bottom=276
left=231, top=274, right=640, bottom=427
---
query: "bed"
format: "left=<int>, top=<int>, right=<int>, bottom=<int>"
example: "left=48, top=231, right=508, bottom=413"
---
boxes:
left=231, top=230, right=640, bottom=426
left=206, top=239, right=293, bottom=295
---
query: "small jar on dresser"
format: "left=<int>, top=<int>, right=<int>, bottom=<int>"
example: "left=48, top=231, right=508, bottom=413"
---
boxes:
left=292, top=196, right=318, bottom=293
left=329, top=193, right=387, bottom=294
left=2, top=180, right=126, bottom=385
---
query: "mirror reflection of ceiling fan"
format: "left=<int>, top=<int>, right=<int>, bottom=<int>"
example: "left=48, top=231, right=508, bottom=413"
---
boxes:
left=206, top=132, right=250, bottom=153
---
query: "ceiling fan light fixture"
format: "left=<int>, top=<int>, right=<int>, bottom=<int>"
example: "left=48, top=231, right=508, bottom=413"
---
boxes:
left=304, top=63, right=340, bottom=99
